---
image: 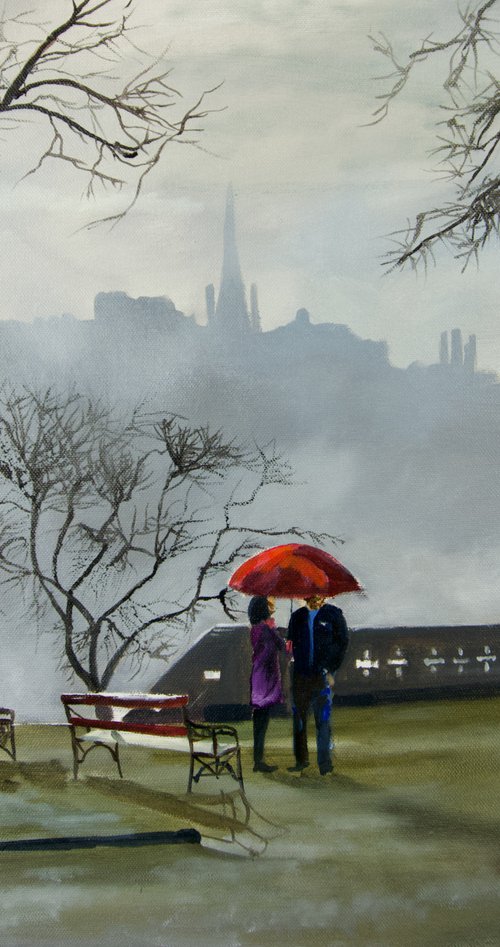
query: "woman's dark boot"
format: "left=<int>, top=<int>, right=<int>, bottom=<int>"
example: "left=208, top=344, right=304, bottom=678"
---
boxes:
left=252, top=708, right=277, bottom=772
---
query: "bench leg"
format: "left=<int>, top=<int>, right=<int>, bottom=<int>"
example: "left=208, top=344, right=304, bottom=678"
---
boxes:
left=113, top=743, right=123, bottom=779
left=10, top=724, right=16, bottom=761
left=187, top=754, right=195, bottom=793
left=235, top=748, right=244, bottom=793
left=0, top=718, right=16, bottom=761
left=69, top=731, right=123, bottom=780
left=222, top=752, right=244, bottom=793
left=188, top=753, right=245, bottom=793
left=70, top=729, right=80, bottom=779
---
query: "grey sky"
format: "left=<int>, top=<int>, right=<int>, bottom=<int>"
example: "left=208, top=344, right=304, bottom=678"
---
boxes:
left=1, top=0, right=499, bottom=370
left=3, top=0, right=500, bottom=721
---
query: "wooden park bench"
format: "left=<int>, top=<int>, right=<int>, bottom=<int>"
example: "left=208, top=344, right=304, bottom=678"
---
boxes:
left=61, top=692, right=244, bottom=792
left=0, top=707, right=16, bottom=761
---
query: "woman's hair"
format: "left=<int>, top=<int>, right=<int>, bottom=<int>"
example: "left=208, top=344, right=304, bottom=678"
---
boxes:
left=247, top=595, right=271, bottom=625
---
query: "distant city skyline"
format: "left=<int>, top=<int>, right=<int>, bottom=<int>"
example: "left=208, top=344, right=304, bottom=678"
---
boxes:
left=0, top=181, right=490, bottom=378
left=0, top=286, right=487, bottom=380
left=0, top=0, right=499, bottom=373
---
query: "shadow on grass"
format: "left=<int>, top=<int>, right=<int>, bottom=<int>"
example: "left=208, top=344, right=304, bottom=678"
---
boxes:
left=382, top=796, right=500, bottom=848
left=0, top=758, right=68, bottom=791
left=86, top=776, right=286, bottom=856
left=0, top=758, right=285, bottom=857
left=0, top=775, right=20, bottom=793
left=0, top=763, right=282, bottom=857
left=266, top=768, right=372, bottom=793
left=0, top=761, right=201, bottom=855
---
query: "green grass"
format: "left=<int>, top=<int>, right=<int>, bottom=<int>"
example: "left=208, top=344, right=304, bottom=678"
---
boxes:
left=1, top=697, right=499, bottom=946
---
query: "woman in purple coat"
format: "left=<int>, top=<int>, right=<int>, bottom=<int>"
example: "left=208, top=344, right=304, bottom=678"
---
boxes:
left=248, top=595, right=285, bottom=773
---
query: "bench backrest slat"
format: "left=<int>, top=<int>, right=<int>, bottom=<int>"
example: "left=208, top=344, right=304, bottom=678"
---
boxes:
left=62, top=693, right=190, bottom=737
left=67, top=716, right=187, bottom=737
left=61, top=693, right=188, bottom=710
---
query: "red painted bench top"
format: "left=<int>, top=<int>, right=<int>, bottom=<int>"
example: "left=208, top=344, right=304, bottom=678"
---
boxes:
left=61, top=692, right=189, bottom=738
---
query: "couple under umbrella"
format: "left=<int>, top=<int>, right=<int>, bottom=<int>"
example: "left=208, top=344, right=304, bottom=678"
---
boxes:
left=229, top=544, right=362, bottom=776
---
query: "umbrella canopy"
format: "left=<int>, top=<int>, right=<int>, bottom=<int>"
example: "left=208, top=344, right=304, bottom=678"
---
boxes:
left=229, top=543, right=362, bottom=599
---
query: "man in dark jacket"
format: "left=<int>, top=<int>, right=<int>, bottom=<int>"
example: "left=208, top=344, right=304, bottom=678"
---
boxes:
left=287, top=594, right=349, bottom=774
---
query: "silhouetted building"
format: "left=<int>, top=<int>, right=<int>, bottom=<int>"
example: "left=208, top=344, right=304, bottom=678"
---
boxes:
left=440, top=331, right=449, bottom=365
left=464, top=334, right=477, bottom=374
left=451, top=328, right=463, bottom=367
left=250, top=283, right=261, bottom=332
left=94, top=291, right=186, bottom=333
left=437, top=328, right=477, bottom=377
left=205, top=283, right=215, bottom=325
left=213, top=185, right=251, bottom=335
left=295, top=308, right=311, bottom=327
left=151, top=622, right=500, bottom=719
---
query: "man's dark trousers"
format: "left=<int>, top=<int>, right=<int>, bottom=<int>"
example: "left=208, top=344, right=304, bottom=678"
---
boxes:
left=292, top=670, right=332, bottom=771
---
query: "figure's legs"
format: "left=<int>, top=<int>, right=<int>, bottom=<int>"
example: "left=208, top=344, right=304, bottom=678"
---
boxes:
left=312, top=680, right=333, bottom=773
left=252, top=707, right=270, bottom=766
left=253, top=707, right=278, bottom=772
left=292, top=674, right=311, bottom=766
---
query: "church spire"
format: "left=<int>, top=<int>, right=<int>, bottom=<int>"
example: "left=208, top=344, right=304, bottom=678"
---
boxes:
left=214, top=185, right=250, bottom=333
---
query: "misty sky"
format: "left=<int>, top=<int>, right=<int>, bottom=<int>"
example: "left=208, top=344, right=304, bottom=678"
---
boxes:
left=2, top=1, right=500, bottom=720
left=1, top=0, right=499, bottom=370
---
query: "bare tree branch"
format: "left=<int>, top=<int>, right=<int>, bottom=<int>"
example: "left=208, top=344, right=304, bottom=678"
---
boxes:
left=0, top=386, right=341, bottom=691
left=0, top=1, right=222, bottom=225
left=370, top=0, right=500, bottom=270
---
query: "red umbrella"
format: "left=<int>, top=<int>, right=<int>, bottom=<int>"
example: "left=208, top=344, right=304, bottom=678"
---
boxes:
left=228, top=543, right=362, bottom=599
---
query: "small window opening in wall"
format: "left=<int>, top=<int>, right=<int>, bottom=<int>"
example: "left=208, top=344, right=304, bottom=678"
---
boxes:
left=203, top=669, right=221, bottom=681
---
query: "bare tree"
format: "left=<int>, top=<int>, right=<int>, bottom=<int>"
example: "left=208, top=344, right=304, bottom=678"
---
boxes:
left=0, top=0, right=220, bottom=226
left=370, top=0, right=500, bottom=270
left=0, top=388, right=338, bottom=691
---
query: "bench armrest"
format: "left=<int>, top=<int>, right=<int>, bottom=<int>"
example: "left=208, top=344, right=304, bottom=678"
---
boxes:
left=207, top=725, right=239, bottom=742
left=183, top=716, right=240, bottom=745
